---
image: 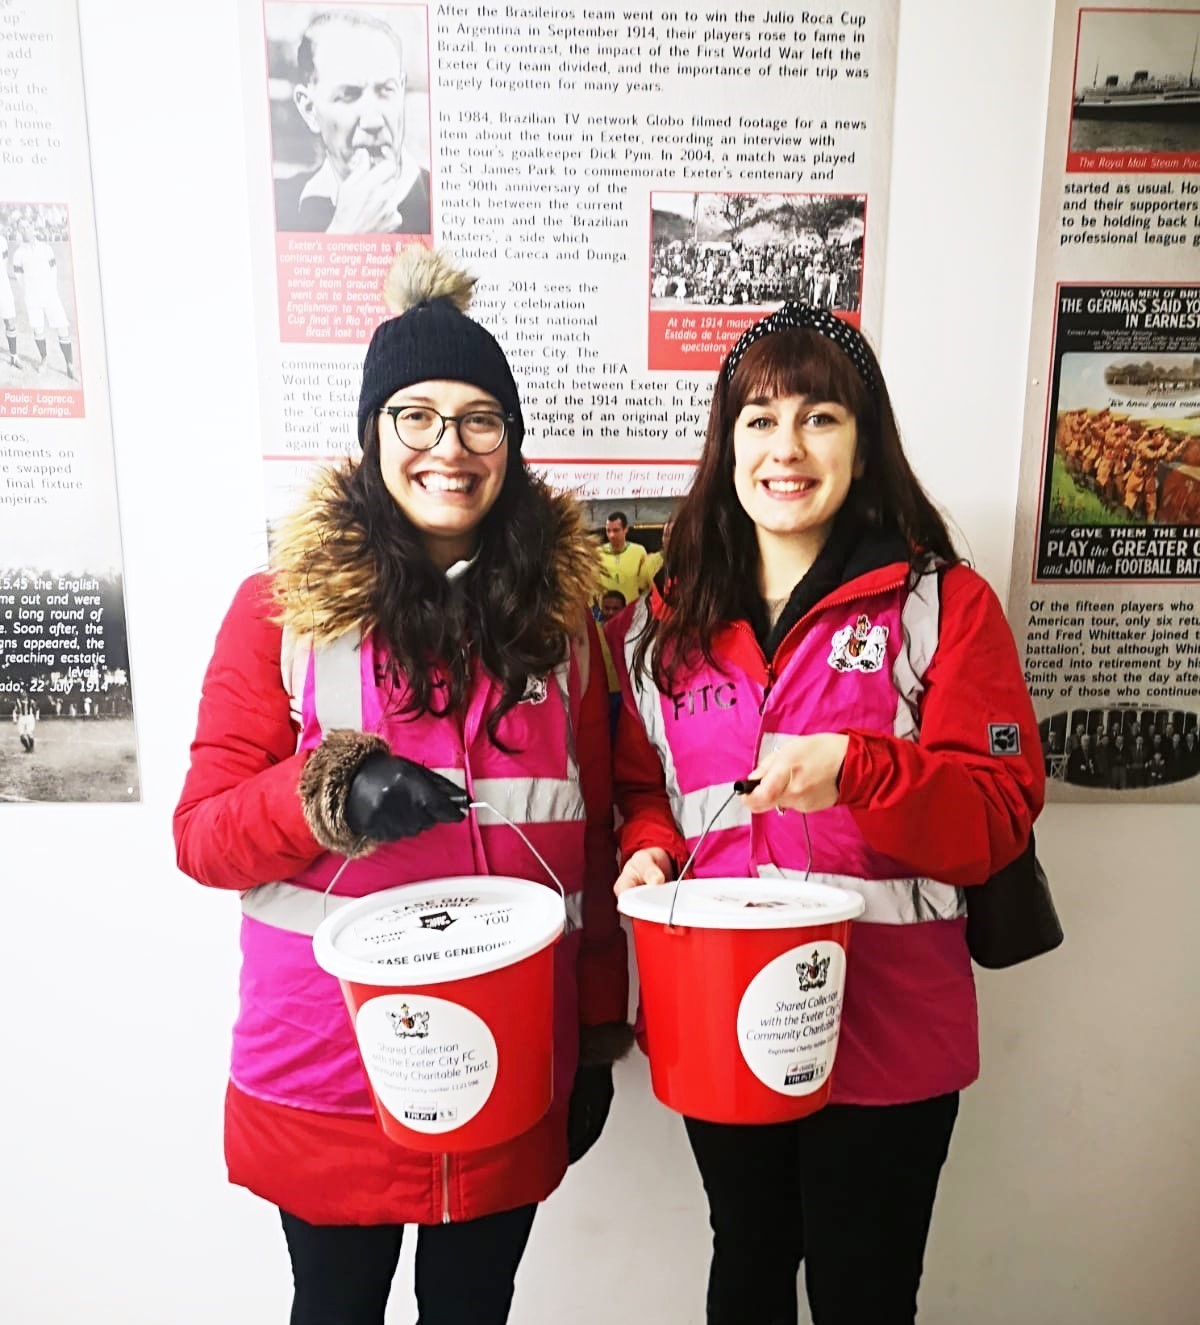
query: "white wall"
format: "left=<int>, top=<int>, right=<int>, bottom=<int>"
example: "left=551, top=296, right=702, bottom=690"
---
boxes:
left=4, top=2, right=1197, bottom=1321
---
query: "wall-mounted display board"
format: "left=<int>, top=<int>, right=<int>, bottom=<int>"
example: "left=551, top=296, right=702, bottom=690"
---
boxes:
left=0, top=0, right=138, bottom=803
left=1008, top=1, right=1200, bottom=802
left=237, top=0, right=901, bottom=517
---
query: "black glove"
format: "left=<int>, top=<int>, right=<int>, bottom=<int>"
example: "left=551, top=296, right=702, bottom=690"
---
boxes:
left=345, top=752, right=469, bottom=842
left=566, top=1063, right=614, bottom=1165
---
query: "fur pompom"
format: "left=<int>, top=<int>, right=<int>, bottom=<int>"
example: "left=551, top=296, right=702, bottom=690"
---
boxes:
left=381, top=246, right=476, bottom=316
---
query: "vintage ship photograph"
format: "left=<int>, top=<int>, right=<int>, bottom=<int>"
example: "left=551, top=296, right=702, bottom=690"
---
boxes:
left=1070, top=9, right=1200, bottom=152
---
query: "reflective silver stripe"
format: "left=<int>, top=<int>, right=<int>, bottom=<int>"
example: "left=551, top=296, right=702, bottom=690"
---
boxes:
left=314, top=632, right=364, bottom=733
left=280, top=628, right=310, bottom=729
left=675, top=781, right=752, bottom=841
left=241, top=881, right=356, bottom=935
left=549, top=654, right=581, bottom=777
left=623, top=598, right=684, bottom=808
left=757, top=865, right=964, bottom=925
left=473, top=777, right=586, bottom=824
left=892, top=559, right=941, bottom=742
left=242, top=879, right=582, bottom=937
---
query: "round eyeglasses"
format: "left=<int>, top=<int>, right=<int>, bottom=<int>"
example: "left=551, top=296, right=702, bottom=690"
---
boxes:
left=379, top=405, right=513, bottom=455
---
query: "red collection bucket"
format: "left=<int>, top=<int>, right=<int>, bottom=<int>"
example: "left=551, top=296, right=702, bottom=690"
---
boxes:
left=619, top=877, right=866, bottom=1124
left=313, top=876, right=565, bottom=1152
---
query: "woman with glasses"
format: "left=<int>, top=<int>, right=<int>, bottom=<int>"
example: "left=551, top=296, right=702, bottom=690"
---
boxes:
left=608, top=305, right=1044, bottom=1325
left=174, top=248, right=630, bottom=1325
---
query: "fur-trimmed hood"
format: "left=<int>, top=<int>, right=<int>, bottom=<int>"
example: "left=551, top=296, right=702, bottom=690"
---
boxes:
left=270, top=463, right=600, bottom=645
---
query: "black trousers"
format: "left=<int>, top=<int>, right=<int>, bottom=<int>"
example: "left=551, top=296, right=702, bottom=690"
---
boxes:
left=279, top=1204, right=536, bottom=1325
left=685, top=1093, right=959, bottom=1325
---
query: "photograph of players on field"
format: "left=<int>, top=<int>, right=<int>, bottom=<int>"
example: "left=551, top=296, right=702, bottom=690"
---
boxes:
left=0, top=202, right=79, bottom=392
left=264, top=3, right=432, bottom=235
left=1069, top=8, right=1200, bottom=158
left=650, top=191, right=864, bottom=313
left=1048, top=353, right=1200, bottom=526
left=0, top=566, right=137, bottom=803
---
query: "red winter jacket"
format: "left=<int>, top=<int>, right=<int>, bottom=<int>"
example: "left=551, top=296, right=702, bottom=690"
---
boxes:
left=174, top=481, right=626, bottom=1225
left=610, top=556, right=1045, bottom=1106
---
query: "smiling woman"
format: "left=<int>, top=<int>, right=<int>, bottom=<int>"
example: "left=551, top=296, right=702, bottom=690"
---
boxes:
left=173, top=247, right=631, bottom=1325
left=608, top=302, right=1045, bottom=1325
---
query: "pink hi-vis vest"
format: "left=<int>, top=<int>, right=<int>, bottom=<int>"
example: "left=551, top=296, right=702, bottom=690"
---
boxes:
left=622, top=565, right=981, bottom=1105
left=233, top=631, right=589, bottom=1117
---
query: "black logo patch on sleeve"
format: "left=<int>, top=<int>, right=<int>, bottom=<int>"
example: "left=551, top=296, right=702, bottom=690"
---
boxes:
left=988, top=723, right=1021, bottom=755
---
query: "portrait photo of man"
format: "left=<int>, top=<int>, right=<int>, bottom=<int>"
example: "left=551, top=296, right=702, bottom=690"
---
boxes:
left=267, top=5, right=432, bottom=235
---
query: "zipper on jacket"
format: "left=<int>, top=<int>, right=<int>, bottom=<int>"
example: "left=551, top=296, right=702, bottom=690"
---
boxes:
left=441, top=1152, right=452, bottom=1224
left=729, top=622, right=776, bottom=715
left=759, top=660, right=775, bottom=716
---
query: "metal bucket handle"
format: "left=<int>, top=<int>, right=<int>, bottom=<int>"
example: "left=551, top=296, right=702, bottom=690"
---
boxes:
left=665, top=778, right=812, bottom=930
left=320, top=800, right=572, bottom=930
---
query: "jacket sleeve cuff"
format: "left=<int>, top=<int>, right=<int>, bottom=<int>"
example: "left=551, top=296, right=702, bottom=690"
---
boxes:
left=836, top=730, right=881, bottom=808
left=299, top=729, right=389, bottom=858
left=578, top=1021, right=635, bottom=1067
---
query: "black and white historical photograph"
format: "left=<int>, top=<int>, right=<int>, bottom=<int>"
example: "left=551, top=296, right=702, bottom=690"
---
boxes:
left=0, top=564, right=138, bottom=803
left=265, top=2, right=432, bottom=234
left=649, top=191, right=865, bottom=312
left=0, top=202, right=80, bottom=393
left=1042, top=706, right=1200, bottom=789
left=1069, top=8, right=1200, bottom=155
left=2, top=436, right=139, bottom=801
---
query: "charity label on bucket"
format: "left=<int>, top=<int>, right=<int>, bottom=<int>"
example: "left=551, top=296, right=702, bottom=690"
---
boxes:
left=618, top=877, right=864, bottom=1123
left=736, top=940, right=848, bottom=1095
left=355, top=993, right=499, bottom=1135
left=313, top=877, right=565, bottom=1150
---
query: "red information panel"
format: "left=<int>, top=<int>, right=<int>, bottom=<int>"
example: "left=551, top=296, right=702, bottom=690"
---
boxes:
left=1068, top=150, right=1200, bottom=173
left=648, top=307, right=863, bottom=372
left=1, top=387, right=82, bottom=420
left=276, top=233, right=429, bottom=343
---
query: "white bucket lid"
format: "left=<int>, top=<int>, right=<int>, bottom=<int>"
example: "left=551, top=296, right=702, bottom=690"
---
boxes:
left=618, top=876, right=866, bottom=929
left=313, top=876, right=565, bottom=986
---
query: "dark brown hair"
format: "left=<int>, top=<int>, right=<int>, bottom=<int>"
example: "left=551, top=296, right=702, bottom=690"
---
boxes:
left=326, top=419, right=579, bottom=745
left=636, top=326, right=958, bottom=692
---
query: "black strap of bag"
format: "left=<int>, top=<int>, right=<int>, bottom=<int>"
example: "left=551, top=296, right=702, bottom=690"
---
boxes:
left=963, top=830, right=1063, bottom=969
left=906, top=564, right=1063, bottom=970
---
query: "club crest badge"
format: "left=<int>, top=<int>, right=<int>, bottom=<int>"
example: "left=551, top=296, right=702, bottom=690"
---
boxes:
left=828, top=613, right=889, bottom=673
left=520, top=675, right=549, bottom=705
left=387, top=1003, right=430, bottom=1038
left=796, top=950, right=832, bottom=991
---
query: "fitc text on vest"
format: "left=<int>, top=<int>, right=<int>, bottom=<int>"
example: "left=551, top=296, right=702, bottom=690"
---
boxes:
left=670, top=682, right=737, bottom=719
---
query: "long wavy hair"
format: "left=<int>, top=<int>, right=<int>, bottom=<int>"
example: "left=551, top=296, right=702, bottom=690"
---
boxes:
left=292, top=418, right=592, bottom=745
left=636, top=326, right=958, bottom=693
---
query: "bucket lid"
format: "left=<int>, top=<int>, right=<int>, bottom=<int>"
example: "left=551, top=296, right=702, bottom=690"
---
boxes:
left=617, top=876, right=866, bottom=929
left=313, top=876, right=565, bottom=986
